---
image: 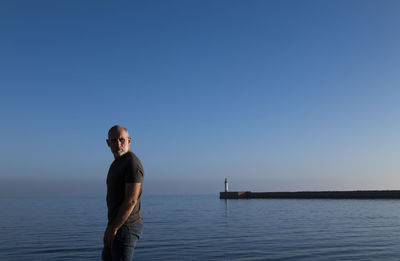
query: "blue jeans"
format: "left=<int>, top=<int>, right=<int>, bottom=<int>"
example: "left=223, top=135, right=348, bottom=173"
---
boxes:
left=102, top=222, right=143, bottom=261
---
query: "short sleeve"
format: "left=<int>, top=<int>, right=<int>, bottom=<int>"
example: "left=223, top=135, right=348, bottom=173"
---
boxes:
left=124, top=157, right=144, bottom=183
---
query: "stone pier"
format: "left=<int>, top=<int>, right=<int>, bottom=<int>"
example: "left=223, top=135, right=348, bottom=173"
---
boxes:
left=220, top=190, right=400, bottom=199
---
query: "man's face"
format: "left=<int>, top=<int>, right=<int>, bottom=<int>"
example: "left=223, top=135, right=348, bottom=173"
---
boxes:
left=107, top=128, right=131, bottom=158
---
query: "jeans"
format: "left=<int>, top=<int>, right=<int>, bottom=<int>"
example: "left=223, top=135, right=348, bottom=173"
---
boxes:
left=102, top=222, right=143, bottom=261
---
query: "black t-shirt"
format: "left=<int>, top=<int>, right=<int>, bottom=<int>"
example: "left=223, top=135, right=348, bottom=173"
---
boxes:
left=106, top=151, right=144, bottom=226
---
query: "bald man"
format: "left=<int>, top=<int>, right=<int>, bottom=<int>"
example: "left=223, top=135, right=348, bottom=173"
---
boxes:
left=102, top=125, right=144, bottom=261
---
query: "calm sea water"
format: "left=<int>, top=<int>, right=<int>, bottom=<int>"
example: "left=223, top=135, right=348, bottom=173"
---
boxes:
left=2, top=195, right=400, bottom=260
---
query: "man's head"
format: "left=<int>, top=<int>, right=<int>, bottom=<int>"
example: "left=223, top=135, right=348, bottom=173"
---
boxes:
left=107, top=125, right=132, bottom=158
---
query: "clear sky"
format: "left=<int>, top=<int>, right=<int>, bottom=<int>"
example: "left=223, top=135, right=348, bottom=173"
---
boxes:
left=1, top=0, right=400, bottom=196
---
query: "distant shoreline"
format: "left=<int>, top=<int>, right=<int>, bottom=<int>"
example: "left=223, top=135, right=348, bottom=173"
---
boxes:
left=220, top=190, right=400, bottom=199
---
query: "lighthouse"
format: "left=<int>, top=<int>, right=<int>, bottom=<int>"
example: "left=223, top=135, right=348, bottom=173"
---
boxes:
left=225, top=178, right=228, bottom=192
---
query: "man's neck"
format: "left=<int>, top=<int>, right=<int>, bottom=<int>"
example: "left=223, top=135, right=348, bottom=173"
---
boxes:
left=113, top=150, right=129, bottom=160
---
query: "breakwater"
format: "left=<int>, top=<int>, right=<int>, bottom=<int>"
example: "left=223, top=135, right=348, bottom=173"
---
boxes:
left=220, top=190, right=400, bottom=199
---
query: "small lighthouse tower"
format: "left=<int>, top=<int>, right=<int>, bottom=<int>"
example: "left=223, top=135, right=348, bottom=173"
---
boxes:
left=225, top=178, right=229, bottom=192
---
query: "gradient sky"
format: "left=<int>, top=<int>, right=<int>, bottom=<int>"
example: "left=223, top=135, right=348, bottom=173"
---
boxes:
left=1, top=0, right=400, bottom=196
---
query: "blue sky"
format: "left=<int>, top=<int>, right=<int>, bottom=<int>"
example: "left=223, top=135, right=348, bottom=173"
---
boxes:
left=1, top=0, right=400, bottom=196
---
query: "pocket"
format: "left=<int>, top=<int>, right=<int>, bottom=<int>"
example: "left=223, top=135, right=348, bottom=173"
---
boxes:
left=115, top=225, right=131, bottom=246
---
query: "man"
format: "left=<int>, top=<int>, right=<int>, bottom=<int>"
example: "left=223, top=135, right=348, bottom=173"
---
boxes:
left=102, top=125, right=144, bottom=261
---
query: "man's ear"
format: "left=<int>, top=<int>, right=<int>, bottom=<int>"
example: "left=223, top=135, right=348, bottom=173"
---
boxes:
left=106, top=139, right=111, bottom=147
left=128, top=137, right=132, bottom=145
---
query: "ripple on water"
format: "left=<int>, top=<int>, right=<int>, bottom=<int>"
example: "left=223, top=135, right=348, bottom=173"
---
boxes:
left=3, top=196, right=400, bottom=260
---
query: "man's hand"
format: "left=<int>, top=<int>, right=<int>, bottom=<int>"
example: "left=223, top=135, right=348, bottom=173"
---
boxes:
left=103, top=183, right=141, bottom=248
left=104, top=226, right=118, bottom=248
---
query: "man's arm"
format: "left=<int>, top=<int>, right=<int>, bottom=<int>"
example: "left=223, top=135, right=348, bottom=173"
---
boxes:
left=104, top=182, right=142, bottom=247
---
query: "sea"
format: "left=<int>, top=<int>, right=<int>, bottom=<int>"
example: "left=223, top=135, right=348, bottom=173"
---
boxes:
left=2, top=194, right=400, bottom=260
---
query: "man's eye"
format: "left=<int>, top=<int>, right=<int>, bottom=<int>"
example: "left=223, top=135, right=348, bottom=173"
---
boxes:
left=119, top=138, right=125, bottom=143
